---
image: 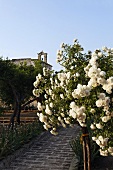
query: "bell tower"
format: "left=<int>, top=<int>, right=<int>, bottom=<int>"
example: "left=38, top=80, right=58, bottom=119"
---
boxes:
left=37, top=51, right=47, bottom=63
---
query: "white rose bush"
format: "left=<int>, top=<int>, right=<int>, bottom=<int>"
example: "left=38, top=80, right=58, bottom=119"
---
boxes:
left=33, top=39, right=113, bottom=169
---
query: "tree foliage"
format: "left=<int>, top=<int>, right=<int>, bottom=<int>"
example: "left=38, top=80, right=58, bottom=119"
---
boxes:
left=0, top=57, right=43, bottom=125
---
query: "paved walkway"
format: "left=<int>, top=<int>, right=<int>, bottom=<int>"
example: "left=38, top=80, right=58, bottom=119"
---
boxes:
left=1, top=125, right=80, bottom=170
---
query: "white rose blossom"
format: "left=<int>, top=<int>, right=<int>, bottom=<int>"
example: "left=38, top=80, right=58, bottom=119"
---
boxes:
left=92, top=137, right=97, bottom=141
left=90, top=124, right=96, bottom=130
left=96, top=123, right=103, bottom=129
left=39, top=113, right=47, bottom=123
left=60, top=94, right=64, bottom=99
left=37, top=102, right=43, bottom=111
left=100, top=149, right=108, bottom=156
left=90, top=108, right=96, bottom=113
left=101, top=116, right=111, bottom=122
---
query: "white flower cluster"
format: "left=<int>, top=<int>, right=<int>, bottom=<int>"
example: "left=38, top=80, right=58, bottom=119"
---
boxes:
left=85, top=50, right=113, bottom=95
left=95, top=136, right=109, bottom=148
left=37, top=101, right=57, bottom=134
left=33, top=74, right=42, bottom=88
left=95, top=93, right=112, bottom=123
left=102, top=46, right=113, bottom=54
left=92, top=135, right=110, bottom=156
left=72, top=84, right=91, bottom=98
left=33, top=67, right=53, bottom=98
left=69, top=102, right=86, bottom=127
left=92, top=136, right=113, bottom=156
left=37, top=102, right=43, bottom=111
left=57, top=72, right=71, bottom=86
left=96, top=93, right=110, bottom=108
left=58, top=72, right=66, bottom=83
left=108, top=147, right=113, bottom=156
left=45, top=104, right=52, bottom=115
left=90, top=122, right=103, bottom=130
left=58, top=116, right=68, bottom=128
left=38, top=112, right=47, bottom=123
left=56, top=50, right=63, bottom=63
left=84, top=52, right=106, bottom=88
left=32, top=88, right=43, bottom=97
left=103, top=77, right=113, bottom=94
left=99, top=149, right=108, bottom=156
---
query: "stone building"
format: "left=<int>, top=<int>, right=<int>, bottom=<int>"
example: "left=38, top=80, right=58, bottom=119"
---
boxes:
left=12, top=51, right=52, bottom=70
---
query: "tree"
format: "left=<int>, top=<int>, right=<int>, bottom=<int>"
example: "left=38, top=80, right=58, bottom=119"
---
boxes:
left=0, top=57, right=43, bottom=127
left=33, top=39, right=113, bottom=170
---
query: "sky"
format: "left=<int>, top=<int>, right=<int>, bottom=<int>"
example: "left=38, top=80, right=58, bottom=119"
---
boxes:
left=0, top=0, right=113, bottom=71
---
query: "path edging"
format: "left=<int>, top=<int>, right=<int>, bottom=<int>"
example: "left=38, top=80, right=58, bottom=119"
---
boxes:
left=69, top=155, right=80, bottom=170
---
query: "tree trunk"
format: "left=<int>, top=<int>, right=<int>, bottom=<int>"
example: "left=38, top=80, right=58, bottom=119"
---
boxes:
left=8, top=80, right=21, bottom=128
left=9, top=100, right=19, bottom=129
left=16, top=102, right=21, bottom=125
left=82, top=126, right=91, bottom=170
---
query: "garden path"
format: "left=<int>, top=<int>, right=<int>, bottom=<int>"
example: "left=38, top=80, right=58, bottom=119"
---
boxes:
left=1, top=125, right=80, bottom=170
